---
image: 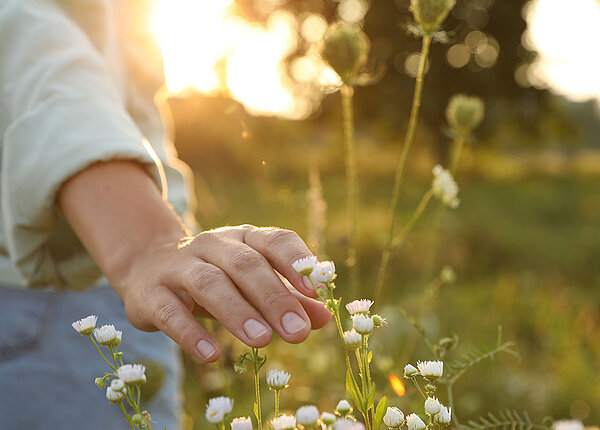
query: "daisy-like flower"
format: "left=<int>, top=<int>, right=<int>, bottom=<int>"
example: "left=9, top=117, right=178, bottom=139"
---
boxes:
left=231, top=417, right=253, bottom=430
left=292, top=256, right=319, bottom=276
left=406, top=414, right=427, bottom=430
left=71, top=315, right=98, bottom=335
left=205, top=396, right=234, bottom=424
left=383, top=407, right=404, bottom=428
left=110, top=379, right=125, bottom=392
left=432, top=165, right=459, bottom=209
left=321, top=412, right=337, bottom=426
left=271, top=414, right=296, bottom=430
left=336, top=400, right=353, bottom=416
left=352, top=314, right=374, bottom=335
left=345, top=299, right=373, bottom=315
left=417, top=361, right=443, bottom=380
left=343, top=330, right=362, bottom=349
left=266, top=369, right=291, bottom=390
left=297, top=405, right=320, bottom=426
left=404, top=364, right=419, bottom=378
left=106, top=386, right=124, bottom=403
left=335, top=419, right=366, bottom=430
left=435, top=406, right=452, bottom=425
left=93, top=324, right=122, bottom=347
left=311, top=261, right=336, bottom=283
left=424, top=397, right=441, bottom=415
left=117, top=364, right=146, bottom=385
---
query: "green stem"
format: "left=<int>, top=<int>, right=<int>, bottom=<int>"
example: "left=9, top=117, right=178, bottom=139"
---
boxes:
left=119, top=401, right=135, bottom=430
left=449, top=134, right=466, bottom=174
left=446, top=382, right=459, bottom=426
left=253, top=349, right=263, bottom=430
left=274, top=389, right=280, bottom=418
left=109, top=345, right=119, bottom=370
left=88, top=335, right=115, bottom=371
left=375, top=34, right=432, bottom=301
left=411, top=378, right=427, bottom=400
left=391, top=189, right=434, bottom=249
left=341, top=84, right=360, bottom=297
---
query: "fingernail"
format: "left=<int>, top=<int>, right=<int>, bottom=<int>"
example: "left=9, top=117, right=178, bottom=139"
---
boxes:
left=243, top=319, right=270, bottom=339
left=196, top=340, right=216, bottom=360
left=302, top=276, right=314, bottom=291
left=281, top=312, right=307, bottom=335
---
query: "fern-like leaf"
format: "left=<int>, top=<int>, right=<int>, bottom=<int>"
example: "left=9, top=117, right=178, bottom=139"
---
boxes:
left=460, top=410, right=552, bottom=430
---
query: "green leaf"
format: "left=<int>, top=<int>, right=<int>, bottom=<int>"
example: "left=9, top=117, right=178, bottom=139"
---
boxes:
left=373, top=396, right=388, bottom=430
left=345, top=369, right=362, bottom=410
left=365, top=382, right=375, bottom=411
left=253, top=402, right=259, bottom=420
left=367, top=351, right=373, bottom=364
left=460, top=410, right=552, bottom=430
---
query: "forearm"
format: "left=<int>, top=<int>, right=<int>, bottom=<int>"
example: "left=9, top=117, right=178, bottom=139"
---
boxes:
left=57, top=160, right=187, bottom=290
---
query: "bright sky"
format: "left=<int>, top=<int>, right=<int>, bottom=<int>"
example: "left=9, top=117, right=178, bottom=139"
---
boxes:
left=524, top=0, right=600, bottom=106
left=150, top=0, right=600, bottom=118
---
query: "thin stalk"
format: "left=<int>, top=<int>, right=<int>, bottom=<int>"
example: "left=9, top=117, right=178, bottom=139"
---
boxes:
left=411, top=378, right=427, bottom=400
left=446, top=382, right=459, bottom=426
left=119, top=401, right=135, bottom=430
left=449, top=134, right=466, bottom=174
left=274, top=389, right=280, bottom=418
left=88, top=335, right=115, bottom=370
left=109, top=345, right=119, bottom=369
left=253, top=349, right=263, bottom=430
left=341, top=84, right=360, bottom=297
left=391, top=189, right=434, bottom=249
left=375, top=35, right=432, bottom=301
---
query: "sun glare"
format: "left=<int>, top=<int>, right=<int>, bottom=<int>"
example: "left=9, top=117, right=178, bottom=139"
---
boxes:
left=149, top=0, right=330, bottom=119
left=524, top=0, right=600, bottom=106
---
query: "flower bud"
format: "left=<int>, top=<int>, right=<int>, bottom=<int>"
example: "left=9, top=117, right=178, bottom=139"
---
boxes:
left=132, top=414, right=142, bottom=425
left=352, top=314, right=374, bottom=335
left=343, top=330, right=362, bottom=349
left=106, top=386, right=124, bottom=403
left=336, top=400, right=353, bottom=416
left=406, top=414, right=427, bottom=430
left=435, top=406, right=452, bottom=425
left=446, top=94, right=485, bottom=135
left=297, top=405, right=320, bottom=427
left=95, top=377, right=106, bottom=388
left=321, top=412, right=337, bottom=425
left=410, top=0, right=456, bottom=33
left=319, top=22, right=370, bottom=85
left=111, top=379, right=125, bottom=392
left=403, top=364, right=419, bottom=378
left=383, top=407, right=404, bottom=428
left=440, top=266, right=456, bottom=283
left=372, top=315, right=384, bottom=327
left=424, top=397, right=441, bottom=415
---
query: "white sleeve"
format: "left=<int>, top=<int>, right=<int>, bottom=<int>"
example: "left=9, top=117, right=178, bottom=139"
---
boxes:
left=0, top=0, right=166, bottom=288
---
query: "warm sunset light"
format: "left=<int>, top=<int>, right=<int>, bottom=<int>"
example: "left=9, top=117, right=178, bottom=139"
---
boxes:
left=388, top=374, right=406, bottom=397
left=524, top=0, right=600, bottom=106
left=149, top=0, right=337, bottom=119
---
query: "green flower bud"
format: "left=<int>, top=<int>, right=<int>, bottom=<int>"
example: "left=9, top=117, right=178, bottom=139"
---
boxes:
left=94, top=377, right=106, bottom=388
left=372, top=314, right=384, bottom=327
left=319, top=22, right=370, bottom=85
left=440, top=265, right=456, bottom=283
left=132, top=414, right=142, bottom=426
left=446, top=94, right=485, bottom=135
left=410, top=0, right=456, bottom=33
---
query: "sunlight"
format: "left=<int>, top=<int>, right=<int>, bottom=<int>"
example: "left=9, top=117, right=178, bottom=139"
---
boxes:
left=149, top=0, right=319, bottom=119
left=524, top=0, right=600, bottom=105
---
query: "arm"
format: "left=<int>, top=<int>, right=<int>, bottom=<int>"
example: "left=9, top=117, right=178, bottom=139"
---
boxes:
left=58, top=160, right=331, bottom=362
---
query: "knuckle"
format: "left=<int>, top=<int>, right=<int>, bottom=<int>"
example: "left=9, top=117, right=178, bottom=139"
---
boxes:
left=263, top=288, right=292, bottom=308
left=262, top=228, right=299, bottom=249
left=154, top=301, right=182, bottom=328
left=186, top=264, right=225, bottom=290
left=229, top=249, right=264, bottom=274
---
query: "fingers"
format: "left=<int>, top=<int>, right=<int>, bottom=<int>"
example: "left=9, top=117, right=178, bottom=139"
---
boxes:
left=193, top=236, right=312, bottom=344
left=138, top=287, right=221, bottom=362
left=289, top=289, right=332, bottom=330
left=243, top=226, right=318, bottom=297
left=176, top=261, right=274, bottom=348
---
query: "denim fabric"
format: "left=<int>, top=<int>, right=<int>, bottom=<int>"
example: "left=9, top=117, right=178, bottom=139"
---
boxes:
left=0, top=284, right=182, bottom=430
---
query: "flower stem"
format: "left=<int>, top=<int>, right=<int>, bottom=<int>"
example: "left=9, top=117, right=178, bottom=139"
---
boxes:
left=391, top=189, right=434, bottom=249
left=88, top=335, right=115, bottom=371
left=274, top=389, right=280, bottom=418
left=119, top=401, right=135, bottom=430
left=341, top=84, right=360, bottom=297
left=375, top=34, right=432, bottom=301
left=252, top=348, right=263, bottom=430
left=411, top=378, right=427, bottom=400
left=446, top=381, right=460, bottom=426
left=449, top=134, right=466, bottom=174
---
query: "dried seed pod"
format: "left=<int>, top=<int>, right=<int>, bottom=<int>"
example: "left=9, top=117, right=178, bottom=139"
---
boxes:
left=319, top=22, right=370, bottom=85
left=446, top=94, right=485, bottom=134
left=410, top=0, right=456, bottom=33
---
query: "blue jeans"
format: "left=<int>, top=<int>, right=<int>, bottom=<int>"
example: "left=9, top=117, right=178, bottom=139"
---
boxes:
left=0, top=283, right=182, bottom=430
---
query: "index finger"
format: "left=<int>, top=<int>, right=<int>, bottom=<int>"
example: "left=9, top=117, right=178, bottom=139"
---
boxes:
left=243, top=226, right=318, bottom=297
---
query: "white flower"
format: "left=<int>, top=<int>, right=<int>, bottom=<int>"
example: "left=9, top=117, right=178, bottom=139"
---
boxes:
left=553, top=421, right=584, bottom=430
left=292, top=256, right=318, bottom=276
left=432, top=165, right=459, bottom=208
left=406, top=414, right=426, bottom=430
left=106, top=386, right=124, bottom=403
left=110, top=379, right=125, bottom=392
left=417, top=361, right=443, bottom=379
left=117, top=364, right=146, bottom=385
left=311, top=261, right=336, bottom=283
left=205, top=396, right=234, bottom=424
left=231, top=417, right=253, bottom=430
left=435, top=406, right=452, bottom=425
left=424, top=397, right=441, bottom=415
left=266, top=369, right=291, bottom=390
left=321, top=412, right=337, bottom=425
left=297, top=405, right=320, bottom=426
left=352, top=314, right=374, bottom=335
left=345, top=299, right=373, bottom=315
left=336, top=400, right=353, bottom=415
left=271, top=414, right=296, bottom=430
left=71, top=315, right=98, bottom=335
left=334, top=419, right=365, bottom=430
left=403, top=364, right=419, bottom=378
left=343, top=330, right=362, bottom=349
left=383, top=407, right=404, bottom=428
left=93, top=324, right=122, bottom=346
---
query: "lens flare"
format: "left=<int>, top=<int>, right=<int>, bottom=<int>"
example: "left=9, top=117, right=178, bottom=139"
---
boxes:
left=388, top=374, right=406, bottom=397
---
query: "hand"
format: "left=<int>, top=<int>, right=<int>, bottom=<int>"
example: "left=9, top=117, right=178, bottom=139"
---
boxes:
left=117, top=225, right=332, bottom=362
left=58, top=161, right=331, bottom=363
